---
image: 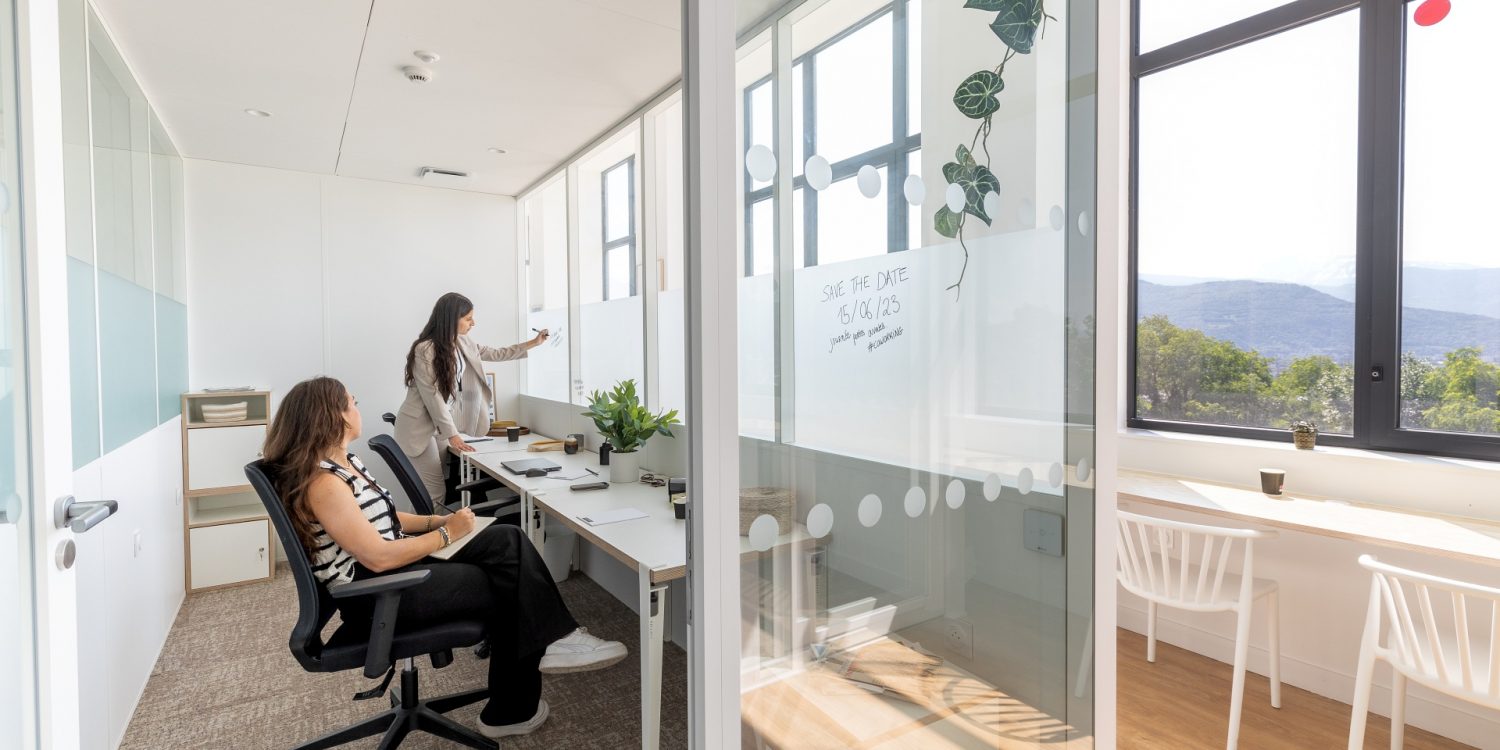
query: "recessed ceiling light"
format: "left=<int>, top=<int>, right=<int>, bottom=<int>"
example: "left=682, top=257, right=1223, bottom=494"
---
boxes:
left=243, top=108, right=272, bottom=118
left=413, top=50, right=440, bottom=64
left=487, top=147, right=507, bottom=155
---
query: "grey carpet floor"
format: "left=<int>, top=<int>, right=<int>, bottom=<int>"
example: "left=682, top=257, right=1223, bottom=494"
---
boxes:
left=120, top=566, right=687, bottom=749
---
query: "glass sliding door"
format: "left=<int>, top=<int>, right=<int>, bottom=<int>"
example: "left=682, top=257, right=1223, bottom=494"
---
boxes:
left=721, top=0, right=1097, bottom=745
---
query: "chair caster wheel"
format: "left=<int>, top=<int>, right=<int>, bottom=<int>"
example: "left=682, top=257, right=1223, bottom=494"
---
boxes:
left=473, top=642, right=491, bottom=660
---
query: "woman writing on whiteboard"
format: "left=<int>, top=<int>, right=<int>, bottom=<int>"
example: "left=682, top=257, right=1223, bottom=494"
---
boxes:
left=395, top=292, right=548, bottom=502
left=265, top=377, right=625, bottom=737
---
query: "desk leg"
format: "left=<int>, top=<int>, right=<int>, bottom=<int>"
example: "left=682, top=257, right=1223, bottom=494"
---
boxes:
left=522, top=492, right=541, bottom=546
left=638, top=565, right=666, bottom=750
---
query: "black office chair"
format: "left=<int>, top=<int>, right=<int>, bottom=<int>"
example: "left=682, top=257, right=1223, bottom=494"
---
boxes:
left=375, top=413, right=513, bottom=513
left=245, top=460, right=496, bottom=750
left=366, top=433, right=519, bottom=520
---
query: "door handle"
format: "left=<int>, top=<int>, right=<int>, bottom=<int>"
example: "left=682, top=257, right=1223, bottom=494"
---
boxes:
left=53, top=495, right=119, bottom=533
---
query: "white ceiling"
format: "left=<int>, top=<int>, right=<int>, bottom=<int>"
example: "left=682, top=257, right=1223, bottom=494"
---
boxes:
left=91, top=0, right=691, bottom=195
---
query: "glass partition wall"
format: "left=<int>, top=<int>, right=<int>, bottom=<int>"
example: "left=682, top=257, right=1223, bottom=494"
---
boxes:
left=731, top=0, right=1097, bottom=745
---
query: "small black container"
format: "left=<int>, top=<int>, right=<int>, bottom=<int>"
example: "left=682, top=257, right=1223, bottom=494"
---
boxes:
left=599, top=441, right=612, bottom=466
left=673, top=499, right=687, bottom=519
left=506, top=425, right=521, bottom=442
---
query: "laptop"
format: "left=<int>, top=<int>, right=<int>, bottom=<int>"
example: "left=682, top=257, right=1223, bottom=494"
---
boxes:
left=499, top=457, right=562, bottom=475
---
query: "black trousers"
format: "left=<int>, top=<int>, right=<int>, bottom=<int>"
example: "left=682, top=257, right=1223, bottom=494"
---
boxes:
left=342, top=524, right=579, bottom=723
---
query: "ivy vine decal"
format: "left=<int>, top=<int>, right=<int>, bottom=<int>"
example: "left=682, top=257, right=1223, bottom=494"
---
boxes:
left=936, top=0, right=1052, bottom=298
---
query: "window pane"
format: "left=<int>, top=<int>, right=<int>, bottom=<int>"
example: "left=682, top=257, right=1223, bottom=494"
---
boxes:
left=811, top=12, right=892, bottom=164
left=749, top=80, right=773, bottom=191
left=653, top=98, right=686, bottom=415
left=792, top=62, right=804, bottom=176
left=522, top=178, right=569, bottom=403
left=1399, top=3, right=1500, bottom=435
left=750, top=198, right=773, bottom=276
left=1135, top=12, right=1358, bottom=433
left=816, top=167, right=888, bottom=266
left=605, top=244, right=631, bottom=300
left=907, top=0, right=921, bottom=137
left=1138, top=0, right=1289, bottom=54
left=604, top=160, right=631, bottom=242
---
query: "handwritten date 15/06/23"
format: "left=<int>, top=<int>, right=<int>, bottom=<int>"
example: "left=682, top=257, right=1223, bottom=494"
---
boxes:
left=838, top=295, right=901, bottom=325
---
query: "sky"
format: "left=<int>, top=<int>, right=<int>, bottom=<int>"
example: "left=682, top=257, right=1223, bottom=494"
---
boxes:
left=1136, top=1, right=1499, bottom=284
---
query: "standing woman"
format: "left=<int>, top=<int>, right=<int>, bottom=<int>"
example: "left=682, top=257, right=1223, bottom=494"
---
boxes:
left=396, top=292, right=548, bottom=502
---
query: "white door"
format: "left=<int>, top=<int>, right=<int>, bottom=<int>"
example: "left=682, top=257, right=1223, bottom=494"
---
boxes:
left=3, top=0, right=85, bottom=747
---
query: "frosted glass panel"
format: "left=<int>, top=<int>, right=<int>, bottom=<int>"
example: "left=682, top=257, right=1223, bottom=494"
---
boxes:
left=68, top=256, right=100, bottom=468
left=578, top=296, right=644, bottom=400
left=89, top=19, right=151, bottom=287
left=521, top=177, right=569, bottom=403
left=98, top=270, right=156, bottom=452
left=156, top=295, right=187, bottom=422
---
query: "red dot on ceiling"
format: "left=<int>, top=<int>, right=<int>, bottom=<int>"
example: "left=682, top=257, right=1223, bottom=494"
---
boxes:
left=1414, top=0, right=1451, bottom=26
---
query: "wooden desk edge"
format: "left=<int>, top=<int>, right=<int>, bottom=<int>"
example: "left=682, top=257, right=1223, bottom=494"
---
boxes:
left=1118, top=470, right=1500, bottom=568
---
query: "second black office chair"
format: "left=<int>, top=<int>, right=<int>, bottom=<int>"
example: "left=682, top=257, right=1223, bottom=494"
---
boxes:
left=367, top=433, right=519, bottom=521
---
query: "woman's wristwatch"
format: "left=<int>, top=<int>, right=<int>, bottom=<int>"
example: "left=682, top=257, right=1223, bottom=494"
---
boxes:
left=437, top=527, right=451, bottom=548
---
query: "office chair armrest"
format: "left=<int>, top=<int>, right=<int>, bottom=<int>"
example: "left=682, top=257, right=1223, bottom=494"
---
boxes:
left=327, top=569, right=431, bottom=600
left=328, top=569, right=432, bottom=679
left=453, top=477, right=501, bottom=495
left=468, top=497, right=521, bottom=516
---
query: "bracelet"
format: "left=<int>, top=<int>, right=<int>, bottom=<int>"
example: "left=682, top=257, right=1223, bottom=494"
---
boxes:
left=424, top=515, right=433, bottom=533
left=437, top=527, right=451, bottom=548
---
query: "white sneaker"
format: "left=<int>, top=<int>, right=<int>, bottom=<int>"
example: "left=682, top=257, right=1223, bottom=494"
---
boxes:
left=540, top=627, right=628, bottom=674
left=477, top=699, right=549, bottom=738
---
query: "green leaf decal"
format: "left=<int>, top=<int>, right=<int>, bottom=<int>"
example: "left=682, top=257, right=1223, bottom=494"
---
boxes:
left=990, top=0, right=1043, bottom=54
left=942, top=158, right=1001, bottom=226
left=955, top=144, right=977, bottom=169
left=934, top=206, right=961, bottom=238
left=962, top=0, right=1009, bottom=12
left=953, top=70, right=1005, bottom=119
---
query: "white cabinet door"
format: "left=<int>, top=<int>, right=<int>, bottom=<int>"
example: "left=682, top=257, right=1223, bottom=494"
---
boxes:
left=189, top=521, right=271, bottom=589
left=186, top=424, right=266, bottom=491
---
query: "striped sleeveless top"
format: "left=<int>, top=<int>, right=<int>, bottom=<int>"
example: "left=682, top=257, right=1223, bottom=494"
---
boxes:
left=310, top=453, right=402, bottom=585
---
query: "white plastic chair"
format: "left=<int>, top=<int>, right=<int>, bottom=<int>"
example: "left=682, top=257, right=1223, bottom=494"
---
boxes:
left=1116, top=510, right=1281, bottom=750
left=1347, top=555, right=1500, bottom=750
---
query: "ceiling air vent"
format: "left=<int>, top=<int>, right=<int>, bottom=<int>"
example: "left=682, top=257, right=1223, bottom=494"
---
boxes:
left=418, top=167, right=471, bottom=186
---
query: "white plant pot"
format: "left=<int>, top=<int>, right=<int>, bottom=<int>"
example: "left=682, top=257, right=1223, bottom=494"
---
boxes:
left=609, top=450, right=640, bottom=483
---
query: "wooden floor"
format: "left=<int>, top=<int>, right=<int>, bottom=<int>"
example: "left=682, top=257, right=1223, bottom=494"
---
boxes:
left=1117, top=629, right=1475, bottom=749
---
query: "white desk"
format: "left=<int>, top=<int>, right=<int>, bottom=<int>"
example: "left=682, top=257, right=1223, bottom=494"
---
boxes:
left=447, top=432, right=549, bottom=456
left=461, top=441, right=820, bottom=750
left=1118, top=470, right=1500, bottom=567
left=464, top=444, right=680, bottom=750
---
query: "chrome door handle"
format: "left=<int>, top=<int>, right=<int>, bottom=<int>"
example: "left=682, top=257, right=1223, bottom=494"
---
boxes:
left=53, top=495, right=119, bottom=533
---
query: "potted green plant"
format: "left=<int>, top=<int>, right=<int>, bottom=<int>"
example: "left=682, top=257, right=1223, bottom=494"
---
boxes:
left=583, top=380, right=680, bottom=483
left=1290, top=420, right=1318, bottom=450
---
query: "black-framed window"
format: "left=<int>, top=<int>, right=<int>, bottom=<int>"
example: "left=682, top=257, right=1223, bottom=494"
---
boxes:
left=742, top=0, right=921, bottom=276
left=601, top=155, right=636, bottom=300
left=1130, top=0, right=1500, bottom=461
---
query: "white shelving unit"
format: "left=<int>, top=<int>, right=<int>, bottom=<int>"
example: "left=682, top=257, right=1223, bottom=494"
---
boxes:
left=181, top=390, right=274, bottom=592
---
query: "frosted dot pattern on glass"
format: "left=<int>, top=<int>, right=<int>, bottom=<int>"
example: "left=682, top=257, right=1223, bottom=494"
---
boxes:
left=945, top=479, right=966, bottom=509
left=805, top=154, right=832, bottom=191
left=1076, top=457, right=1093, bottom=483
left=904, top=486, right=926, bottom=517
left=858, top=493, right=883, bottom=527
left=856, top=165, right=882, bottom=198
left=983, top=473, right=1002, bottom=501
left=1049, top=204, right=1065, bottom=231
left=748, top=514, right=779, bottom=551
left=982, top=192, right=1001, bottom=224
left=1017, top=467, right=1034, bottom=495
left=806, top=503, right=834, bottom=539
left=903, top=174, right=926, bottom=206
left=746, top=145, right=777, bottom=182
left=1048, top=462, right=1064, bottom=488
left=945, top=183, right=965, bottom=212
left=1077, top=209, right=1092, bottom=236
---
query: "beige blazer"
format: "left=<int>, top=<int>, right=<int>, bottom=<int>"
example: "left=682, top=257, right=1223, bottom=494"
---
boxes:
left=394, top=334, right=528, bottom=456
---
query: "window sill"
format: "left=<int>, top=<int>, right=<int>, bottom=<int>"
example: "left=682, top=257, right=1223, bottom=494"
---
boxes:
left=1119, top=427, right=1500, bottom=522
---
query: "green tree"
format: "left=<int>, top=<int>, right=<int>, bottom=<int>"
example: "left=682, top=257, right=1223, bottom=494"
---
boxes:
left=1420, top=347, right=1500, bottom=434
left=1272, top=355, right=1353, bottom=433
left=1136, top=316, right=1274, bottom=427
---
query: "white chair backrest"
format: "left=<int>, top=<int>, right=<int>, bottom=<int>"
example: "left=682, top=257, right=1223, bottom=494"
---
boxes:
left=1359, top=555, right=1500, bottom=703
left=1116, top=510, right=1274, bottom=607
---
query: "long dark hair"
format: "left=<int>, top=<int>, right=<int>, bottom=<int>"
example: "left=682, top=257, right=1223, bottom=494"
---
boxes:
left=404, top=292, right=473, bottom=401
left=263, top=377, right=350, bottom=555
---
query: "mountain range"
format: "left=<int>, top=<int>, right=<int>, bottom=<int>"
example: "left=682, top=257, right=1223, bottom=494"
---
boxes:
left=1137, top=279, right=1500, bottom=367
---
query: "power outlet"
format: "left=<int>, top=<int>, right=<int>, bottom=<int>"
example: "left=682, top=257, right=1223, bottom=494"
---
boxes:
left=132, top=530, right=143, bottom=558
left=942, top=618, right=974, bottom=659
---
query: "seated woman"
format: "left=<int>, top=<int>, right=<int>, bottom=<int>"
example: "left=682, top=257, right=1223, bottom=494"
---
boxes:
left=263, top=376, right=626, bottom=738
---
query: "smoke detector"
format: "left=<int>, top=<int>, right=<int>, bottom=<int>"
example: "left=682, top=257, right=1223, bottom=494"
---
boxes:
left=402, top=65, right=433, bottom=83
